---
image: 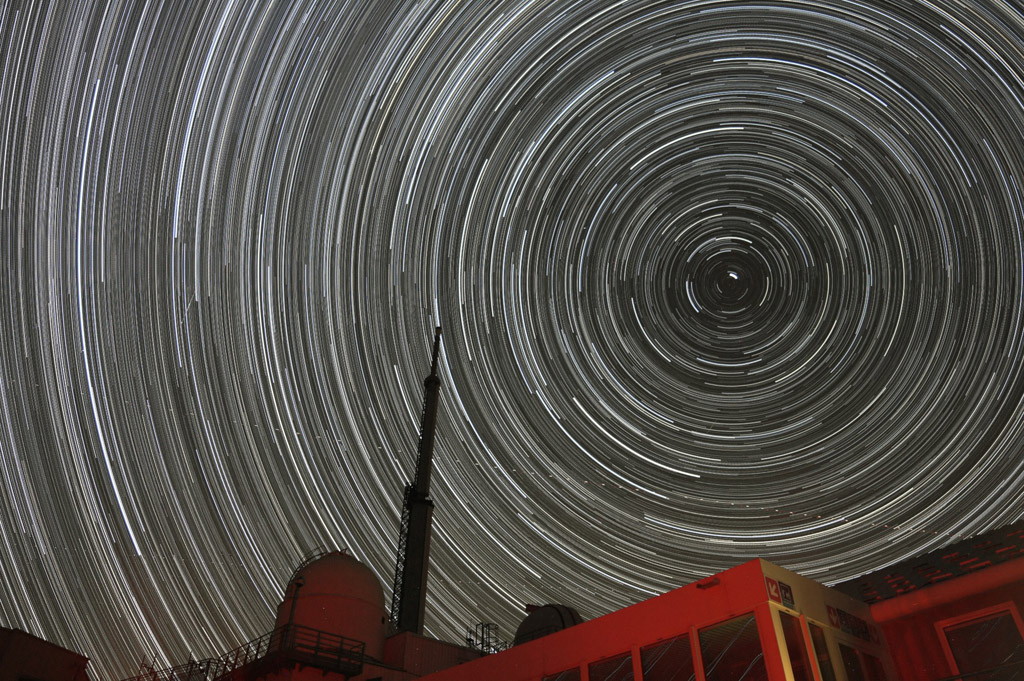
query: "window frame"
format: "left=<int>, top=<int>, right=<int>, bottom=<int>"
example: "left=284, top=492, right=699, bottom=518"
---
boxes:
left=587, top=649, right=635, bottom=681
left=934, top=601, right=1024, bottom=676
left=639, top=630, right=697, bottom=681
left=805, top=618, right=840, bottom=681
left=779, top=610, right=828, bottom=681
left=697, top=610, right=771, bottom=681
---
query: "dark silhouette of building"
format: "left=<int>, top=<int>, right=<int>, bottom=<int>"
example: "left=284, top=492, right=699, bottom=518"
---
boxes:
left=0, top=627, right=90, bottom=681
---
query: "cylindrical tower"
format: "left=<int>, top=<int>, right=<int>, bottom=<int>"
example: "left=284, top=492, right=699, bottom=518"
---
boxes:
left=274, top=550, right=387, bottom=659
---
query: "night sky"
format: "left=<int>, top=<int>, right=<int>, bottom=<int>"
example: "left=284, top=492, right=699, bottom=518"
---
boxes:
left=3, top=1, right=1024, bottom=678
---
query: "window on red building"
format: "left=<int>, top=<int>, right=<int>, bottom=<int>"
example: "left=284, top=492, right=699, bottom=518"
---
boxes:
left=942, top=609, right=1024, bottom=676
left=839, top=643, right=865, bottom=681
left=589, top=651, right=633, bottom=681
left=861, top=652, right=887, bottom=681
left=699, top=613, right=768, bottom=681
left=542, top=668, right=580, bottom=681
left=779, top=612, right=814, bottom=681
left=641, top=633, right=696, bottom=681
left=807, top=623, right=837, bottom=681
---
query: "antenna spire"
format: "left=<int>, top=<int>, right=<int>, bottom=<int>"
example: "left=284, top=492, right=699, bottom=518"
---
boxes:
left=390, top=327, right=443, bottom=634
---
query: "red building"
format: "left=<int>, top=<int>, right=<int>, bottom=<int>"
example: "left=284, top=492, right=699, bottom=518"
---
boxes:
left=0, top=627, right=90, bottom=681
left=836, top=521, right=1024, bottom=681
left=124, top=520, right=1024, bottom=681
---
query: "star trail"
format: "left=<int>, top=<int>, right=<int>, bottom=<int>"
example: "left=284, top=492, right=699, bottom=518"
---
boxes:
left=3, top=1, right=1024, bottom=678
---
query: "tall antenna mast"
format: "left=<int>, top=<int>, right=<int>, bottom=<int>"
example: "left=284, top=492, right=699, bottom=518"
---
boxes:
left=390, top=326, right=442, bottom=634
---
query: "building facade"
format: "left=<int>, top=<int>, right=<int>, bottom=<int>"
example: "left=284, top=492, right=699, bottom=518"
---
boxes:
left=123, top=521, right=1024, bottom=681
left=0, top=627, right=90, bottom=681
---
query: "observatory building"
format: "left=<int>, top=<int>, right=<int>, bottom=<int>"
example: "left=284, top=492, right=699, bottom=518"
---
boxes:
left=121, top=523, right=1024, bottom=681
left=116, top=521, right=1024, bottom=681
left=118, top=330, right=1024, bottom=681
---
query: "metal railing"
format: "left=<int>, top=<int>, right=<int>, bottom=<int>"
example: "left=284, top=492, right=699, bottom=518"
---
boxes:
left=122, top=657, right=228, bottom=681
left=465, top=622, right=509, bottom=653
left=267, top=624, right=365, bottom=675
left=120, top=624, right=365, bottom=681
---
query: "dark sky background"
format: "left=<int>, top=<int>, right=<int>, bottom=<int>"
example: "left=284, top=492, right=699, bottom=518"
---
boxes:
left=3, top=1, right=1024, bottom=678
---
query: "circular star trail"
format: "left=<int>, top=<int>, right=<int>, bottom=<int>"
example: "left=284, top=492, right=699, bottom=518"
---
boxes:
left=3, top=1, right=1024, bottom=677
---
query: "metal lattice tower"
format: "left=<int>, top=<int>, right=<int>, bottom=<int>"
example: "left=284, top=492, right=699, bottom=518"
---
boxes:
left=389, top=327, right=442, bottom=633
